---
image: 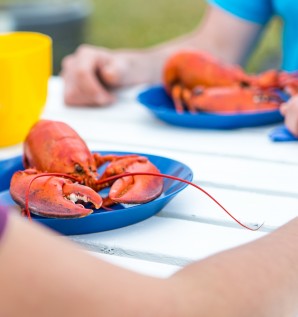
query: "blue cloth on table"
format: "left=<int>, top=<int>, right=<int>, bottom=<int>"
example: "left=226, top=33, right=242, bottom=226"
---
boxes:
left=269, top=125, right=298, bottom=142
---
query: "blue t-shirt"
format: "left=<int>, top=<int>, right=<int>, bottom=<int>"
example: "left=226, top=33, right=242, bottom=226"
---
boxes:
left=209, top=0, right=298, bottom=71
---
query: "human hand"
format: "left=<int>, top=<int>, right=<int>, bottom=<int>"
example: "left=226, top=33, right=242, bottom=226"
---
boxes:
left=61, top=45, right=155, bottom=107
left=280, top=95, right=298, bottom=137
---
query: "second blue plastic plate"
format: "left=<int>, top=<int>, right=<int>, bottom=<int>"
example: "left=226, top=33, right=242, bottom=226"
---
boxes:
left=137, top=85, right=284, bottom=129
left=0, top=151, right=193, bottom=235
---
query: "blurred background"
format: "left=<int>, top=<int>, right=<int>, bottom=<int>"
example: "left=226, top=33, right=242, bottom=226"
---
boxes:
left=0, top=0, right=282, bottom=75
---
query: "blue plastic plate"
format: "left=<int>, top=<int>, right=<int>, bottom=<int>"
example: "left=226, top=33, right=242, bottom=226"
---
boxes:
left=137, top=85, right=284, bottom=129
left=0, top=151, right=193, bottom=235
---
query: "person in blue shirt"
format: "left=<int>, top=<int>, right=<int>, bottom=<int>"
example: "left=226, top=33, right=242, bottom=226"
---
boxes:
left=61, top=0, right=298, bottom=136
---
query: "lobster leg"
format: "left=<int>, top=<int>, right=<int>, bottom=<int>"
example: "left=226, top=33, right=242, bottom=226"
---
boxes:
left=93, top=153, right=140, bottom=168
left=97, top=156, right=163, bottom=206
left=171, top=84, right=198, bottom=114
left=171, top=85, right=185, bottom=113
left=10, top=169, right=103, bottom=218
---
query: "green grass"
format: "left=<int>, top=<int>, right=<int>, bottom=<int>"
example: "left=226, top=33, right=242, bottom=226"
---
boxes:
left=0, top=0, right=282, bottom=73
left=86, top=0, right=204, bottom=48
left=86, top=0, right=282, bottom=73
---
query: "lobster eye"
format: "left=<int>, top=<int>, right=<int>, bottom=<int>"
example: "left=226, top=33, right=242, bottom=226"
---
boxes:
left=240, top=81, right=250, bottom=88
left=193, top=87, right=204, bottom=95
left=75, top=164, right=84, bottom=173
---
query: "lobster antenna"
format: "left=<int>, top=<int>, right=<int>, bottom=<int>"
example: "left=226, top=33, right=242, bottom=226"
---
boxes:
left=98, top=172, right=263, bottom=231
left=23, top=171, right=263, bottom=231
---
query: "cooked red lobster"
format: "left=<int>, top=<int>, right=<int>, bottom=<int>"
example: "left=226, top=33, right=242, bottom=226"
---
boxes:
left=10, top=120, right=163, bottom=219
left=9, top=119, right=261, bottom=231
left=163, top=50, right=298, bottom=113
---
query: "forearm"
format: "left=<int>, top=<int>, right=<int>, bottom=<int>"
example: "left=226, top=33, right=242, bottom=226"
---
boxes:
left=61, top=4, right=265, bottom=105
left=115, top=5, right=263, bottom=85
left=170, top=217, right=298, bottom=317
left=4, top=211, right=298, bottom=317
left=0, top=213, right=172, bottom=317
left=145, top=6, right=258, bottom=63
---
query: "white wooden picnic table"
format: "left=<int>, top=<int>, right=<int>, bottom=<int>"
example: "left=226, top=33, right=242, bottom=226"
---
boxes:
left=1, top=76, right=298, bottom=278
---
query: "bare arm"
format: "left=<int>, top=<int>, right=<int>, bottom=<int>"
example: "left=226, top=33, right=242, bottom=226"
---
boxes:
left=2, top=210, right=298, bottom=317
left=0, top=213, right=172, bottom=317
left=145, top=5, right=264, bottom=79
left=171, top=218, right=298, bottom=317
left=61, top=5, right=264, bottom=106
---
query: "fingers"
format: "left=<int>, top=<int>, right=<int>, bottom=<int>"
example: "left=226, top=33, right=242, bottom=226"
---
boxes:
left=61, top=44, right=156, bottom=107
left=99, top=51, right=157, bottom=87
left=279, top=102, right=288, bottom=116
left=279, top=96, right=298, bottom=137
left=61, top=45, right=116, bottom=107
left=99, top=59, right=129, bottom=87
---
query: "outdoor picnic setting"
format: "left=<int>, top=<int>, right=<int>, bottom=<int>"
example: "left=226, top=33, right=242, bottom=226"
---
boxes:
left=1, top=1, right=298, bottom=316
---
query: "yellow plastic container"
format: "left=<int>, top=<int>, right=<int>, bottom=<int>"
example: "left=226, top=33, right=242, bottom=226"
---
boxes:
left=0, top=32, right=52, bottom=147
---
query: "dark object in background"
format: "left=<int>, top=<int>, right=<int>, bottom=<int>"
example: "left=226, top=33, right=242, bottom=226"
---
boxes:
left=0, top=1, right=91, bottom=74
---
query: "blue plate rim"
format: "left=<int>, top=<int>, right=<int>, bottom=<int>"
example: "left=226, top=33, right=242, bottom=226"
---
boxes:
left=137, top=84, right=285, bottom=129
left=0, top=150, right=193, bottom=234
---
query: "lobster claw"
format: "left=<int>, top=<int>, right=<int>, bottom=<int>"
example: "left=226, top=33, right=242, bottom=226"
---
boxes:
left=10, top=169, right=102, bottom=218
left=99, top=156, right=163, bottom=205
